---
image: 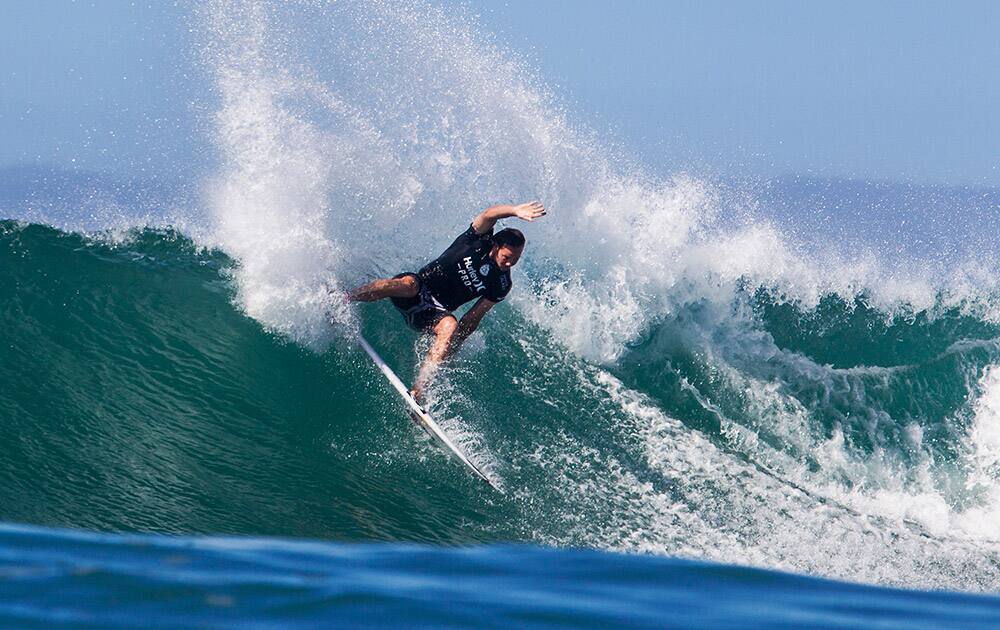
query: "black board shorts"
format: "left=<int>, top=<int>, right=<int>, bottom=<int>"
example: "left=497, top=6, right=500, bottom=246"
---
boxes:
left=390, top=273, right=452, bottom=332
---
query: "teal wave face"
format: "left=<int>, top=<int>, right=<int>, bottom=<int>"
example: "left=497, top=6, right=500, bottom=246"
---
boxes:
left=0, top=222, right=499, bottom=540
left=755, top=291, right=1000, bottom=370
left=4, top=221, right=1000, bottom=591
left=0, top=222, right=659, bottom=547
left=616, top=290, right=1000, bottom=466
left=751, top=293, right=1000, bottom=465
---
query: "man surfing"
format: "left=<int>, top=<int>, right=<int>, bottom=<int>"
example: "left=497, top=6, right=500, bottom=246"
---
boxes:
left=348, top=201, right=546, bottom=404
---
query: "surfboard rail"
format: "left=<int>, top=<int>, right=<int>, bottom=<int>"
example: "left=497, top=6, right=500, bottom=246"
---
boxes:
left=358, top=335, right=499, bottom=491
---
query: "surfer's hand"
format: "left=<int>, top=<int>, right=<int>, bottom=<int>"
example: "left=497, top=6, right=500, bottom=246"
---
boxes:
left=513, top=201, right=546, bottom=222
left=410, top=386, right=425, bottom=408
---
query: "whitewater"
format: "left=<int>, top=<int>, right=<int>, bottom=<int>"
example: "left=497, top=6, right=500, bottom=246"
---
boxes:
left=3, top=0, right=1000, bottom=600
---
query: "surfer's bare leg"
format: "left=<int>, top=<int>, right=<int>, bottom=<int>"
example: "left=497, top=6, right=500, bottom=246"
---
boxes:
left=348, top=276, right=418, bottom=302
left=411, top=315, right=458, bottom=403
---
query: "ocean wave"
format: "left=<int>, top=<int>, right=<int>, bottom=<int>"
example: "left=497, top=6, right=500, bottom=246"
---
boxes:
left=3, top=223, right=1000, bottom=589
left=3, top=0, right=1000, bottom=593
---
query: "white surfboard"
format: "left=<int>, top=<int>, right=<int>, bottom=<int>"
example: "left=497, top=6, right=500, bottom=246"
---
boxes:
left=358, top=335, right=499, bottom=491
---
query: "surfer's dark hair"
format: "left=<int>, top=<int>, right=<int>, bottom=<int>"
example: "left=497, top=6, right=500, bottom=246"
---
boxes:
left=494, top=228, right=525, bottom=249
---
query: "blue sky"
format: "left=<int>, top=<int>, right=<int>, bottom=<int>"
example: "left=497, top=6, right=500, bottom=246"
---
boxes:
left=0, top=2, right=196, bottom=178
left=1, top=1, right=997, bottom=185
left=472, top=0, right=1000, bottom=186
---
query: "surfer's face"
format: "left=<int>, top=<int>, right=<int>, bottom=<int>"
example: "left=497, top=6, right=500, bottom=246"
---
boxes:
left=492, top=244, right=523, bottom=271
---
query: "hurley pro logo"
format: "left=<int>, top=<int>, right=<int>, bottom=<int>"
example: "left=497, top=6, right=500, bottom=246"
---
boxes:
left=458, top=256, right=486, bottom=293
left=479, top=264, right=490, bottom=276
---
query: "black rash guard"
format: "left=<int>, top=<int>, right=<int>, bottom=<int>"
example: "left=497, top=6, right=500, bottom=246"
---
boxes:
left=417, top=224, right=512, bottom=311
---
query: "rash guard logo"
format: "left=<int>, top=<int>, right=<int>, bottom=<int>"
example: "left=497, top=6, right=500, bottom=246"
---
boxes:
left=457, top=256, right=486, bottom=293
left=479, top=264, right=490, bottom=277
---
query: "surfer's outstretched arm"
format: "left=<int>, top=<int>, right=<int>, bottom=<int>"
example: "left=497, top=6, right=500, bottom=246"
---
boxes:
left=471, top=201, right=546, bottom=234
left=452, top=296, right=495, bottom=351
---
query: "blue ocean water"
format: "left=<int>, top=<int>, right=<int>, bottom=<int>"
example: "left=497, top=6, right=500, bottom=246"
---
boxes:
left=3, top=523, right=1000, bottom=629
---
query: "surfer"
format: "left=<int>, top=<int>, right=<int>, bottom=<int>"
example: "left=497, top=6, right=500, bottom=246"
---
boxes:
left=348, top=201, right=546, bottom=403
